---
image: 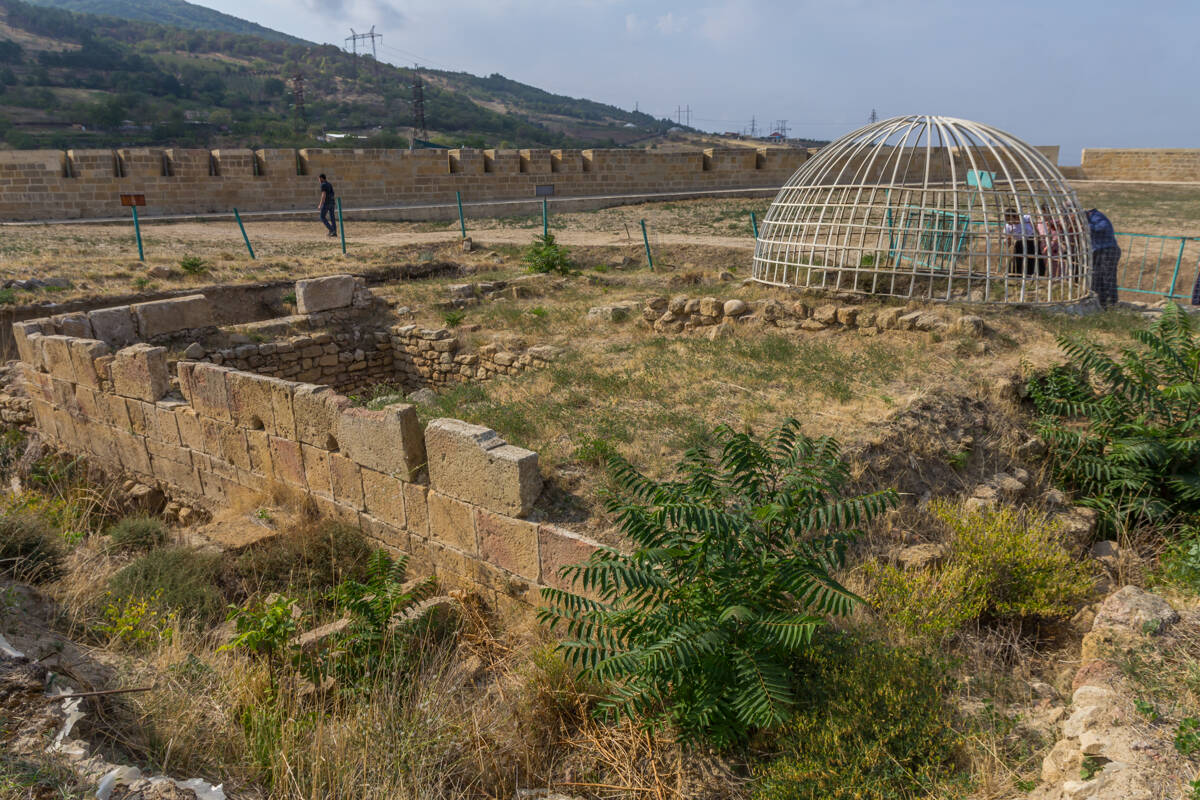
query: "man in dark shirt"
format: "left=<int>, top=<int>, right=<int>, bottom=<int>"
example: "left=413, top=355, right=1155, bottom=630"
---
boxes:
left=317, top=173, right=337, bottom=237
left=1087, top=208, right=1120, bottom=308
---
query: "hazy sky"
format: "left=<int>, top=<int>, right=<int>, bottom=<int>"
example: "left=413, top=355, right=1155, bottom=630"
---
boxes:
left=195, top=0, right=1195, bottom=164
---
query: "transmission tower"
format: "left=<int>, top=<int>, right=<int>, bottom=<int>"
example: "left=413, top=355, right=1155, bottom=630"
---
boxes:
left=869, top=108, right=878, bottom=124
left=290, top=72, right=306, bottom=125
left=773, top=119, right=789, bottom=139
left=674, top=104, right=691, bottom=127
left=345, top=26, right=382, bottom=78
left=411, top=69, right=427, bottom=142
left=749, top=116, right=757, bottom=138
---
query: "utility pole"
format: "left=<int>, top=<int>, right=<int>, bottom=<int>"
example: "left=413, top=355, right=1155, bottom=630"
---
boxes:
left=749, top=116, right=757, bottom=138
left=346, top=27, right=382, bottom=79
left=290, top=71, right=306, bottom=127
left=411, top=68, right=427, bottom=143
left=869, top=108, right=878, bottom=124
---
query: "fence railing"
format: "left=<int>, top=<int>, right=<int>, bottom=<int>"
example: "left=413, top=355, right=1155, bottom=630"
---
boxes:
left=1115, top=232, right=1200, bottom=302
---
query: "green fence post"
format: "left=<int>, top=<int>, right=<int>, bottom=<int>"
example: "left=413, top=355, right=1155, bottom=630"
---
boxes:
left=640, top=218, right=653, bottom=271
left=131, top=206, right=144, bottom=262
left=337, top=198, right=346, bottom=255
left=542, top=198, right=548, bottom=238
left=1168, top=237, right=1188, bottom=300
left=456, top=191, right=467, bottom=238
left=750, top=211, right=759, bottom=239
left=233, top=208, right=255, bottom=260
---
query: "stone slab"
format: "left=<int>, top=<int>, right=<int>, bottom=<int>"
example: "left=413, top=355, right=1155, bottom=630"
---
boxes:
left=110, top=343, right=169, bottom=402
left=295, top=275, right=358, bottom=314
left=425, top=418, right=542, bottom=517
left=361, top=468, right=405, bottom=528
left=538, top=524, right=602, bottom=591
left=336, top=404, right=425, bottom=480
left=131, top=294, right=212, bottom=339
left=476, top=508, right=539, bottom=581
left=87, top=306, right=137, bottom=348
left=427, top=490, right=476, bottom=554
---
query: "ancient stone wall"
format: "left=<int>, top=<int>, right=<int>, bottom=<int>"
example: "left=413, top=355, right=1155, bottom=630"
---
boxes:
left=0, top=145, right=809, bottom=221
left=1078, top=149, right=1200, bottom=182
left=10, top=277, right=601, bottom=612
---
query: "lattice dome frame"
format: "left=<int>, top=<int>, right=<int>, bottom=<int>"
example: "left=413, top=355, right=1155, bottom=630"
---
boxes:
left=752, top=115, right=1091, bottom=304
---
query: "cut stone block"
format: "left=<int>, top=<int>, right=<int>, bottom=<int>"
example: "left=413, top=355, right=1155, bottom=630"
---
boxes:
left=269, top=436, right=305, bottom=487
left=54, top=313, right=92, bottom=339
left=362, top=468, right=406, bottom=528
left=301, top=443, right=332, bottom=496
left=425, top=418, right=542, bottom=517
left=68, top=339, right=110, bottom=390
left=131, top=294, right=212, bottom=339
left=110, top=343, right=170, bottom=402
left=428, top=490, right=477, bottom=554
left=182, top=362, right=231, bottom=421
left=404, top=482, right=429, bottom=537
left=244, top=429, right=273, bottom=475
left=295, top=275, right=358, bottom=314
left=40, top=335, right=77, bottom=382
left=476, top=508, right=539, bottom=581
left=337, top=404, right=426, bottom=480
left=266, top=377, right=296, bottom=439
left=293, top=384, right=349, bottom=449
left=87, top=306, right=137, bottom=348
left=11, top=321, right=42, bottom=364
left=538, top=524, right=602, bottom=591
left=226, top=371, right=276, bottom=433
left=329, top=453, right=365, bottom=510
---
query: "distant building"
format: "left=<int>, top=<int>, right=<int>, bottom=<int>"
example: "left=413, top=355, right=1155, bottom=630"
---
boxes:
left=766, top=131, right=786, bottom=142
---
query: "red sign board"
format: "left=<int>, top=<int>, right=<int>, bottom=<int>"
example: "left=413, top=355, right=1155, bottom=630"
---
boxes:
left=120, top=194, right=146, bottom=207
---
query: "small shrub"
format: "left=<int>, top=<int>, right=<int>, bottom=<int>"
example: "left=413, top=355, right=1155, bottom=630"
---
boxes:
left=108, top=547, right=225, bottom=625
left=523, top=232, right=572, bottom=275
left=1156, top=524, right=1200, bottom=594
left=441, top=309, right=466, bottom=328
left=221, top=593, right=300, bottom=667
left=0, top=288, right=15, bottom=305
left=107, top=516, right=167, bottom=552
left=0, top=513, right=63, bottom=583
left=1029, top=302, right=1200, bottom=533
left=133, top=277, right=150, bottom=289
left=179, top=255, right=207, bottom=274
left=235, top=520, right=371, bottom=601
left=540, top=419, right=898, bottom=746
left=867, top=503, right=1094, bottom=642
left=282, top=292, right=297, bottom=305
left=1080, top=754, right=1105, bottom=780
left=1177, top=717, right=1200, bottom=755
left=572, top=436, right=618, bottom=467
left=95, top=589, right=177, bottom=649
left=753, top=633, right=961, bottom=800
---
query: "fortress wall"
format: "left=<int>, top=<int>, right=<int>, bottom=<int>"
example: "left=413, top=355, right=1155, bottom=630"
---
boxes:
left=1079, top=149, right=1200, bottom=182
left=0, top=145, right=808, bottom=221
left=12, top=280, right=602, bottom=612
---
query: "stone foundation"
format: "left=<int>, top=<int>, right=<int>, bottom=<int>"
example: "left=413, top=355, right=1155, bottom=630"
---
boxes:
left=10, top=274, right=598, bottom=611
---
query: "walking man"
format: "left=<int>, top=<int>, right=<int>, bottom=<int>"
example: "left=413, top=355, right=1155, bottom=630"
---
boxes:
left=317, top=173, right=337, bottom=237
left=1087, top=208, right=1120, bottom=308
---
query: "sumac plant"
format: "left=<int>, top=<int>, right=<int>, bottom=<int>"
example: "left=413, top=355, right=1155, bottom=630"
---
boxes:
left=1029, top=302, right=1200, bottom=532
left=539, top=419, right=898, bottom=746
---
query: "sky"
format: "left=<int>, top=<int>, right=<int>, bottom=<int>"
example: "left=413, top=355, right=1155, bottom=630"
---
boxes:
left=194, top=0, right=1197, bottom=164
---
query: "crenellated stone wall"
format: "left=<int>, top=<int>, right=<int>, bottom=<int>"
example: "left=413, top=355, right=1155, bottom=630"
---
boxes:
left=10, top=276, right=600, bottom=612
left=0, top=145, right=809, bottom=222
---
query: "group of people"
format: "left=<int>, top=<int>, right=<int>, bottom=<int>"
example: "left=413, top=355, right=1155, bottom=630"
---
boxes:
left=1003, top=205, right=1120, bottom=307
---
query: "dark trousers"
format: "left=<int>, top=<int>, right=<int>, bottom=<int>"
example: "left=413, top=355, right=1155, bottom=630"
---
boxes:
left=1092, top=246, right=1120, bottom=308
left=320, top=202, right=337, bottom=234
left=1010, top=238, right=1044, bottom=276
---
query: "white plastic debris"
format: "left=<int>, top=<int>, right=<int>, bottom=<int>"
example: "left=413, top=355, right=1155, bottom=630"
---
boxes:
left=0, top=633, right=23, bottom=658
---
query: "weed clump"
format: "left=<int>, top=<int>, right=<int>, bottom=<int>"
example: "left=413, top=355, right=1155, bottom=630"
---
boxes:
left=235, top=520, right=372, bottom=601
left=107, top=547, right=225, bottom=625
left=0, top=513, right=63, bottom=583
left=107, top=515, right=167, bottom=552
left=523, top=232, right=572, bottom=275
left=754, top=633, right=961, bottom=800
left=867, top=502, right=1094, bottom=643
left=179, top=255, right=207, bottom=274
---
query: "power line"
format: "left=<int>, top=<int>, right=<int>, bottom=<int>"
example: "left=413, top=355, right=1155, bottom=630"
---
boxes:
left=346, top=26, right=382, bottom=78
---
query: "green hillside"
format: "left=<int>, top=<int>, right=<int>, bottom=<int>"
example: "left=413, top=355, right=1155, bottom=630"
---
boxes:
left=20, top=0, right=305, bottom=44
left=0, top=0, right=676, bottom=151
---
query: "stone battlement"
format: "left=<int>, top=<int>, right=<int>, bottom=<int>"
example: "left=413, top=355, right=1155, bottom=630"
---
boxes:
left=0, top=145, right=809, bottom=221
left=11, top=275, right=601, bottom=613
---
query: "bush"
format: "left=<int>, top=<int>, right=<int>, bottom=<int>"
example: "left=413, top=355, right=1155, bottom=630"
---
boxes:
left=107, top=515, right=167, bottom=552
left=0, top=513, right=63, bottom=583
left=754, top=633, right=961, bottom=800
left=235, top=520, right=372, bottom=601
left=868, top=503, right=1094, bottom=642
left=523, top=233, right=572, bottom=275
left=1029, top=302, right=1200, bottom=533
left=540, top=419, right=898, bottom=746
left=1157, top=524, right=1200, bottom=594
left=108, top=547, right=225, bottom=625
left=179, top=255, right=206, bottom=274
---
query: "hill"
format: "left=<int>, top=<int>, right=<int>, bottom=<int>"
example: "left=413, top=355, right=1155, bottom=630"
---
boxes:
left=0, top=0, right=680, bottom=150
left=19, top=0, right=306, bottom=44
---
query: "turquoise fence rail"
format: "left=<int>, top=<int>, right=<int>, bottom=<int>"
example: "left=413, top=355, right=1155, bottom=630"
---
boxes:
left=1114, top=232, right=1200, bottom=302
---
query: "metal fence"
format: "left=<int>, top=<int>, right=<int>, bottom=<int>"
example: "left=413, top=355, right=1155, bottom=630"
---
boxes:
left=1115, top=233, right=1200, bottom=302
